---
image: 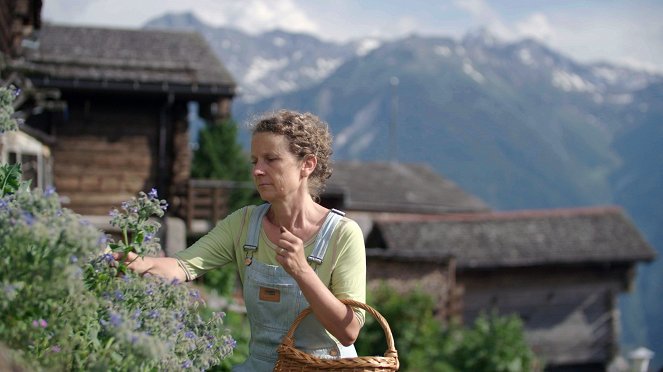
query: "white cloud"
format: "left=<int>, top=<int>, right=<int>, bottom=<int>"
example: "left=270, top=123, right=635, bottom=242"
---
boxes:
left=515, top=13, right=554, bottom=42
left=453, top=0, right=513, bottom=39
left=43, top=0, right=319, bottom=35
left=533, top=7, right=663, bottom=72
left=189, top=0, right=319, bottom=35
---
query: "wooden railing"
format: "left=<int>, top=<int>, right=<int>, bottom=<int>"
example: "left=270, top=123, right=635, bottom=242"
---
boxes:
left=180, top=179, right=256, bottom=235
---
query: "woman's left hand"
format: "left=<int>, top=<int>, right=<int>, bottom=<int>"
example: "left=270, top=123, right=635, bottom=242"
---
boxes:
left=276, top=226, right=313, bottom=278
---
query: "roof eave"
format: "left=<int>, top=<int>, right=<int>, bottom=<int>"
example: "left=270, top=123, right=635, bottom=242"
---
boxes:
left=344, top=200, right=490, bottom=215
left=27, top=76, right=236, bottom=98
left=455, top=256, right=655, bottom=271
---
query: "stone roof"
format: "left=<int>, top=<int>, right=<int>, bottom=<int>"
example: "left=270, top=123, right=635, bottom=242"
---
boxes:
left=324, top=161, right=490, bottom=214
left=369, top=206, right=656, bottom=269
left=15, top=24, right=235, bottom=96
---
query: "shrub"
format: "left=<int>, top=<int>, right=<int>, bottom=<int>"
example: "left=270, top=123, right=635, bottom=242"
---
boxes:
left=356, top=283, right=540, bottom=372
left=0, top=180, right=235, bottom=370
left=449, top=311, right=539, bottom=372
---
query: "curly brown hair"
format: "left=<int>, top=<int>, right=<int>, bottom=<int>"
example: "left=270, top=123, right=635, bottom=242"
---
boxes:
left=250, top=109, right=333, bottom=198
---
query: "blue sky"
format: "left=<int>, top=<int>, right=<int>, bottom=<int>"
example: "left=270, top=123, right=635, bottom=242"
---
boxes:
left=42, top=0, right=663, bottom=73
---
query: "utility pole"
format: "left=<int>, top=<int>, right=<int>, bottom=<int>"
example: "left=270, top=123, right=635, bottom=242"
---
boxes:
left=389, top=76, right=399, bottom=163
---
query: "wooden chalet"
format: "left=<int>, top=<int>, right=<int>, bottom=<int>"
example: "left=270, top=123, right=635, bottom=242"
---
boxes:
left=325, top=162, right=656, bottom=371
left=8, top=23, right=236, bottom=216
left=321, top=161, right=491, bottom=321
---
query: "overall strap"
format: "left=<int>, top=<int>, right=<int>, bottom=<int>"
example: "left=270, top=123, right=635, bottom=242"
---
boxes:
left=308, top=209, right=346, bottom=265
left=244, top=203, right=271, bottom=252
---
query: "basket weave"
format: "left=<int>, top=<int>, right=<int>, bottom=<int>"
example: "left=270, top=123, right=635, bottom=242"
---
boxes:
left=274, top=299, right=399, bottom=371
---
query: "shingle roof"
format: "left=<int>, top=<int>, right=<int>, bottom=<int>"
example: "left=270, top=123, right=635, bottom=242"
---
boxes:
left=371, top=206, right=656, bottom=269
left=15, top=24, right=235, bottom=95
left=325, top=161, right=490, bottom=214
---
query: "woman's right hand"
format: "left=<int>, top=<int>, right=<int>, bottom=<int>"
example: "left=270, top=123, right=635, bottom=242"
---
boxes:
left=112, top=251, right=152, bottom=275
left=112, top=252, right=187, bottom=282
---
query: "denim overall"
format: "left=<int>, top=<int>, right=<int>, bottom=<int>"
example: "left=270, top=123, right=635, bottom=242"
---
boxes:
left=233, top=204, right=357, bottom=371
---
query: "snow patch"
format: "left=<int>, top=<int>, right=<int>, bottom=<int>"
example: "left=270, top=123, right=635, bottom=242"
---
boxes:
left=335, top=99, right=381, bottom=156
left=606, top=94, right=633, bottom=105
left=551, top=70, right=596, bottom=93
left=518, top=48, right=533, bottom=66
left=592, top=66, right=619, bottom=84
left=356, top=38, right=381, bottom=56
left=273, top=37, right=286, bottom=47
left=434, top=45, right=451, bottom=57
left=244, top=57, right=289, bottom=84
left=300, top=58, right=343, bottom=80
left=462, top=61, right=485, bottom=83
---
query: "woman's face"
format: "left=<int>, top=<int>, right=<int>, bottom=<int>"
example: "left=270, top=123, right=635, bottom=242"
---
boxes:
left=250, top=132, right=305, bottom=202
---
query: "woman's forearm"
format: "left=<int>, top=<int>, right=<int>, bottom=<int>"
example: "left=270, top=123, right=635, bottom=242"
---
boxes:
left=295, top=268, right=361, bottom=346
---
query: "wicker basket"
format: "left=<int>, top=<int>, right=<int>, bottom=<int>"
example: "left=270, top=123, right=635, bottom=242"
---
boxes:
left=274, top=299, right=399, bottom=371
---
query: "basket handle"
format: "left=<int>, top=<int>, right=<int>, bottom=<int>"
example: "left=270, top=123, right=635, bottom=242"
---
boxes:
left=281, top=298, right=398, bottom=359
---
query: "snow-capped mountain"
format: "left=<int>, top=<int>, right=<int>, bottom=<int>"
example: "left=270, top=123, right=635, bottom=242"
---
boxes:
left=145, top=12, right=363, bottom=102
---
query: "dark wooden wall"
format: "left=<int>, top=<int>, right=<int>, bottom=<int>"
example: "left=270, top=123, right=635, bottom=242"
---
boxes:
left=49, top=92, right=189, bottom=215
left=367, top=259, right=460, bottom=321
left=459, top=265, right=629, bottom=370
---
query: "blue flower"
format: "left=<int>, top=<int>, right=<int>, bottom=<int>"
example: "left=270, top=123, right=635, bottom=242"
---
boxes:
left=109, top=313, right=122, bottom=327
left=148, top=310, right=160, bottom=319
left=225, top=338, right=237, bottom=348
left=97, top=234, right=108, bottom=245
left=70, top=255, right=78, bottom=263
left=22, top=211, right=34, bottom=226
left=113, top=290, right=125, bottom=301
left=44, top=186, right=55, bottom=196
left=185, top=331, right=196, bottom=339
left=101, top=253, right=114, bottom=264
left=182, top=360, right=192, bottom=369
left=148, top=188, right=158, bottom=199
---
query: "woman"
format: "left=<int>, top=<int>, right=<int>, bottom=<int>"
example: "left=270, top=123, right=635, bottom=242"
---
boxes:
left=117, top=110, right=366, bottom=371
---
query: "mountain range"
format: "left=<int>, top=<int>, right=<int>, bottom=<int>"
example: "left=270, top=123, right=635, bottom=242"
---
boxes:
left=144, top=12, right=663, bottom=368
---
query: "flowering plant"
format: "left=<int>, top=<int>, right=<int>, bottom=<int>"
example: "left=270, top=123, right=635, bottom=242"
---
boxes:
left=0, top=183, right=235, bottom=370
left=0, top=85, right=21, bottom=133
left=106, top=188, right=168, bottom=269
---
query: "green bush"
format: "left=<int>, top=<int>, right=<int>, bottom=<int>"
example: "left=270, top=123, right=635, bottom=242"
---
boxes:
left=356, top=283, right=541, bottom=372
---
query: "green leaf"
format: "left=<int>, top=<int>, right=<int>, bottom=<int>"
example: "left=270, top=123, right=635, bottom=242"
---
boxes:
left=0, top=163, right=22, bottom=197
